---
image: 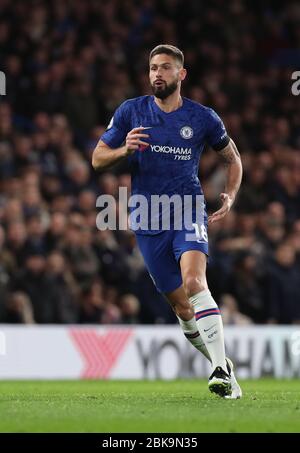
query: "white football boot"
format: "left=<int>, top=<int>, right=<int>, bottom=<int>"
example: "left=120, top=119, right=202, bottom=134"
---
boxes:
left=225, top=357, right=242, bottom=399
left=208, top=366, right=232, bottom=397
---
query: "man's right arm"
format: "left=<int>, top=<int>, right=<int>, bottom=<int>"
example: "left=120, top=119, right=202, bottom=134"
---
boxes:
left=92, top=139, right=128, bottom=171
left=92, top=127, right=149, bottom=171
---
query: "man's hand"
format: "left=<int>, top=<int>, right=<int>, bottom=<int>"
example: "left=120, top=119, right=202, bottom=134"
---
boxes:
left=208, top=192, right=234, bottom=224
left=92, top=127, right=149, bottom=171
left=125, top=127, right=149, bottom=155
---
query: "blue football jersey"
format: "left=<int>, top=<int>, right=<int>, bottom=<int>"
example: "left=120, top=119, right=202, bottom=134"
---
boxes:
left=100, top=95, right=229, bottom=234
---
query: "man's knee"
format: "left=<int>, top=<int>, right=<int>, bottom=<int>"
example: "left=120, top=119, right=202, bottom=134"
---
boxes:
left=183, top=274, right=207, bottom=298
left=166, top=294, right=194, bottom=321
left=175, top=302, right=194, bottom=321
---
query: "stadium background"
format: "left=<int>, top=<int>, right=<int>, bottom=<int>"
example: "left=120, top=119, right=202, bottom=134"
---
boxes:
left=1, top=0, right=300, bottom=435
left=0, top=0, right=299, bottom=328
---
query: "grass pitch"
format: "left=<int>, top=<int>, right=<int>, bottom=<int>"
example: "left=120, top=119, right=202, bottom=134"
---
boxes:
left=0, top=379, right=300, bottom=433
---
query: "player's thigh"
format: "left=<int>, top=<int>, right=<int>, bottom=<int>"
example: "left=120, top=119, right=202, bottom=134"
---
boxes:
left=172, top=228, right=208, bottom=289
left=180, top=250, right=208, bottom=288
left=135, top=231, right=182, bottom=293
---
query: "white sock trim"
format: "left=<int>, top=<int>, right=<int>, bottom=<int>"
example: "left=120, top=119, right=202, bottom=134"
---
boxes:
left=176, top=315, right=211, bottom=362
left=189, top=289, right=226, bottom=371
left=189, top=289, right=212, bottom=307
left=176, top=315, right=197, bottom=332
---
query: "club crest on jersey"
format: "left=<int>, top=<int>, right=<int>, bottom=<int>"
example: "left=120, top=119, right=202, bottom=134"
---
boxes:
left=180, top=126, right=193, bottom=139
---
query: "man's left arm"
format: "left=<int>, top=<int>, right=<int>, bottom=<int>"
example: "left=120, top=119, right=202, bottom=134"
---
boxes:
left=208, top=138, right=243, bottom=224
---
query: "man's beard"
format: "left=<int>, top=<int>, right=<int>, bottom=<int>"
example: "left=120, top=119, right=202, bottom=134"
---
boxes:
left=151, top=79, right=178, bottom=99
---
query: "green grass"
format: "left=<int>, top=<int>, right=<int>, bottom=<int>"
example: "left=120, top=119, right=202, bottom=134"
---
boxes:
left=0, top=379, right=300, bottom=433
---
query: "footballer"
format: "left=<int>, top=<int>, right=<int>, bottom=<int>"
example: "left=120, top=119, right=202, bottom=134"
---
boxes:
left=92, top=45, right=243, bottom=398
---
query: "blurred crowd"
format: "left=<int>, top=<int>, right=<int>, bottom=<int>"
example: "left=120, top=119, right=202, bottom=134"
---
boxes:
left=0, top=0, right=299, bottom=325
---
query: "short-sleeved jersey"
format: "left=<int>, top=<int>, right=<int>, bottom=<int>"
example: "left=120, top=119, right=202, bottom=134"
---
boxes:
left=100, top=95, right=229, bottom=235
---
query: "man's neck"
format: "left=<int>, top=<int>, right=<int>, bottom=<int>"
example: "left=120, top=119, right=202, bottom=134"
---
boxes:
left=154, top=92, right=183, bottom=113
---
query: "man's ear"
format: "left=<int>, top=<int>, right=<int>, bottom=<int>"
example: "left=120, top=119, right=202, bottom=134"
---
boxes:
left=179, top=68, right=187, bottom=81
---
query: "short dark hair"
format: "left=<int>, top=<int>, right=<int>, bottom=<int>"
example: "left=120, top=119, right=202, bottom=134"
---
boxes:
left=149, top=44, right=184, bottom=66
